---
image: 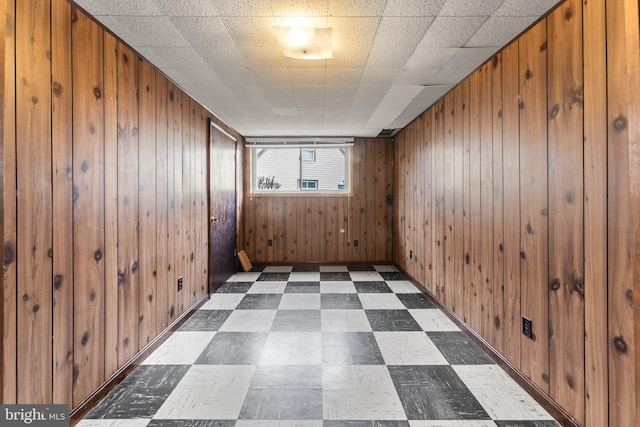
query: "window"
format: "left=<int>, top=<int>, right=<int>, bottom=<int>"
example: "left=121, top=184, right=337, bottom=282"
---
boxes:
left=301, top=149, right=316, bottom=161
left=248, top=139, right=352, bottom=195
left=298, top=179, right=318, bottom=190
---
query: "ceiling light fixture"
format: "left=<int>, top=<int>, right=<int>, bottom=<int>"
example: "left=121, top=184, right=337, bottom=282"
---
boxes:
left=273, top=25, right=333, bottom=60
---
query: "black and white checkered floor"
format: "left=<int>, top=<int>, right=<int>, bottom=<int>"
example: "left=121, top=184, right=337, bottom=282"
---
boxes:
left=80, top=264, right=560, bottom=427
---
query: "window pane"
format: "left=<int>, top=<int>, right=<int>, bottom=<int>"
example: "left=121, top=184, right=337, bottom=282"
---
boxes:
left=253, top=146, right=349, bottom=193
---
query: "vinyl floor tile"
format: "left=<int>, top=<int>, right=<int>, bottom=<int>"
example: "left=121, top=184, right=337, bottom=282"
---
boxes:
left=358, top=293, right=406, bottom=310
left=321, top=293, right=363, bottom=309
left=374, top=332, right=448, bottom=365
left=278, top=293, right=322, bottom=310
left=246, top=281, right=288, bottom=294
left=142, top=332, right=216, bottom=365
left=178, top=310, right=232, bottom=331
left=200, top=294, right=245, bottom=310
left=349, top=271, right=385, bottom=282
left=289, top=272, right=322, bottom=282
left=259, top=332, right=322, bottom=365
left=321, top=332, right=385, bottom=365
left=271, top=309, right=322, bottom=331
left=365, top=310, right=422, bottom=331
left=396, top=294, right=436, bottom=309
left=237, top=293, right=283, bottom=309
left=386, top=281, right=421, bottom=293
left=286, top=282, right=321, bottom=293
left=409, top=309, right=461, bottom=332
left=218, top=310, right=276, bottom=332
left=353, top=281, right=393, bottom=293
left=427, top=332, right=494, bottom=365
left=321, top=310, right=372, bottom=332
left=320, top=281, right=358, bottom=293
left=195, top=332, right=267, bottom=364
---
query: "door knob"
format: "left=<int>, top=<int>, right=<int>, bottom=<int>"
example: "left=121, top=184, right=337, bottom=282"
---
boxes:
left=211, top=216, right=220, bottom=223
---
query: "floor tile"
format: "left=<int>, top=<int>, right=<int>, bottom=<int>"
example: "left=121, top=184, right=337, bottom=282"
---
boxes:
left=358, top=294, right=406, bottom=310
left=396, top=294, right=435, bottom=309
left=320, top=265, right=349, bottom=272
left=292, top=265, right=321, bottom=272
left=386, top=281, right=420, bottom=293
left=237, top=421, right=322, bottom=427
left=272, top=309, right=322, bottom=331
left=195, top=332, right=267, bottom=364
left=279, top=293, right=322, bottom=310
left=142, top=331, right=216, bottom=365
left=86, top=365, right=190, bottom=419
left=218, top=310, right=276, bottom=332
left=264, top=266, right=294, bottom=273
left=409, top=422, right=497, bottom=427
left=321, top=310, right=372, bottom=332
left=379, top=272, right=408, bottom=281
left=366, top=310, right=422, bottom=331
left=374, top=332, right=448, bottom=365
left=178, top=310, right=233, bottom=331
left=320, top=281, right=358, bottom=293
left=148, top=421, right=234, bottom=427
left=247, top=281, right=288, bottom=294
left=325, top=422, right=409, bottom=427
left=237, top=294, right=283, bottom=310
left=353, top=281, right=393, bottom=293
left=286, top=282, right=321, bottom=293
left=349, top=271, right=385, bottom=282
left=409, top=309, right=461, bottom=332
left=154, top=365, right=254, bottom=420
left=320, top=272, right=352, bottom=281
left=321, top=332, right=385, bottom=365
left=241, top=366, right=323, bottom=420
left=259, top=332, right=322, bottom=365
left=259, top=272, right=291, bottom=281
left=215, top=282, right=253, bottom=293
left=374, top=265, right=399, bottom=272
left=321, top=293, right=363, bottom=309
left=227, top=273, right=262, bottom=282
left=493, top=422, right=560, bottom=427
left=200, top=294, right=245, bottom=310
left=346, top=264, right=377, bottom=271
left=289, top=272, right=322, bottom=282
left=427, top=332, right=494, bottom=365
left=323, top=365, right=406, bottom=420
left=76, top=421, right=151, bottom=427
left=453, top=366, right=556, bottom=421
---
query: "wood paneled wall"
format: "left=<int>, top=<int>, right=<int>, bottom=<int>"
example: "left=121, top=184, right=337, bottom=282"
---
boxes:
left=392, top=0, right=639, bottom=425
left=242, top=138, right=393, bottom=263
left=1, top=0, right=240, bottom=409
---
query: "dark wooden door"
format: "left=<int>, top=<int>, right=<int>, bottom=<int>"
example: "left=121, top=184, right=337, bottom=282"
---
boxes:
left=208, top=120, right=237, bottom=292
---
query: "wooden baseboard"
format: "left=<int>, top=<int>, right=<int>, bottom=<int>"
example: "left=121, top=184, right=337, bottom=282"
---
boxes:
left=395, top=265, right=581, bottom=427
left=69, top=294, right=210, bottom=425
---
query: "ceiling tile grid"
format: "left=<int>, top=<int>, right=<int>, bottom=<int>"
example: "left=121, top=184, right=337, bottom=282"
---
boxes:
left=71, top=0, right=562, bottom=137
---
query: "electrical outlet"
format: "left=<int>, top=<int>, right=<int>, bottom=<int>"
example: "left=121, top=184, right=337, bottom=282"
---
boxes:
left=353, top=240, right=359, bottom=247
left=268, top=239, right=273, bottom=247
left=522, top=316, right=532, bottom=339
left=409, top=250, right=413, bottom=259
left=178, top=276, right=183, bottom=291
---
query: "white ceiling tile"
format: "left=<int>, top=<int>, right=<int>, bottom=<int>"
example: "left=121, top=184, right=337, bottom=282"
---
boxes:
left=176, top=68, right=224, bottom=85
left=214, top=0, right=273, bottom=16
left=325, top=69, right=363, bottom=86
left=266, top=96, right=297, bottom=106
left=272, top=106, right=299, bottom=116
left=147, top=47, right=208, bottom=69
left=153, top=0, right=219, bottom=16
left=253, top=69, right=291, bottom=85
left=355, top=85, right=392, bottom=98
left=222, top=17, right=278, bottom=48
left=383, top=0, right=447, bottom=16
left=324, top=97, right=354, bottom=107
left=438, top=0, right=504, bottom=16
left=242, top=48, right=288, bottom=69
left=418, top=16, right=487, bottom=47
left=325, top=86, right=358, bottom=98
left=270, top=0, right=328, bottom=16
left=393, top=69, right=440, bottom=85
left=194, top=46, right=248, bottom=71
left=289, top=69, right=326, bottom=85
left=405, top=47, right=460, bottom=69
left=359, top=69, right=402, bottom=85
left=430, top=68, right=476, bottom=84
left=466, top=16, right=537, bottom=47
left=170, top=16, right=229, bottom=47
left=284, top=57, right=327, bottom=69
left=82, top=0, right=162, bottom=16
left=113, top=16, right=188, bottom=47
left=328, top=0, right=387, bottom=16
left=443, top=47, right=500, bottom=69
left=495, top=0, right=562, bottom=16
left=365, top=17, right=434, bottom=68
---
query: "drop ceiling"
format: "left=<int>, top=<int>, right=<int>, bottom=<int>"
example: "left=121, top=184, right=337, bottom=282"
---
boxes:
left=71, top=0, right=562, bottom=138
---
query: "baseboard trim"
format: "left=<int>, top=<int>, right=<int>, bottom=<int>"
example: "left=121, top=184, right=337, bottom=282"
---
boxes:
left=395, top=265, right=581, bottom=427
left=69, top=294, right=210, bottom=425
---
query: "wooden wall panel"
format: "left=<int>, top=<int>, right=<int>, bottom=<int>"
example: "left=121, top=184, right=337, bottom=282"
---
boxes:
left=51, top=0, right=73, bottom=405
left=71, top=9, right=105, bottom=405
left=479, top=63, right=494, bottom=340
left=606, top=0, right=637, bottom=425
left=443, top=94, right=455, bottom=309
left=3, top=0, right=231, bottom=409
left=242, top=139, right=392, bottom=263
left=391, top=1, right=639, bottom=425
left=16, top=0, right=53, bottom=404
left=582, top=0, right=608, bottom=424
left=518, top=22, right=549, bottom=392
left=138, top=61, right=157, bottom=346
left=102, top=31, right=119, bottom=379
left=453, top=85, right=464, bottom=319
left=547, top=0, right=585, bottom=421
left=116, top=43, right=140, bottom=365
left=501, top=41, right=522, bottom=366
left=2, top=0, right=17, bottom=404
left=491, top=53, right=505, bottom=353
